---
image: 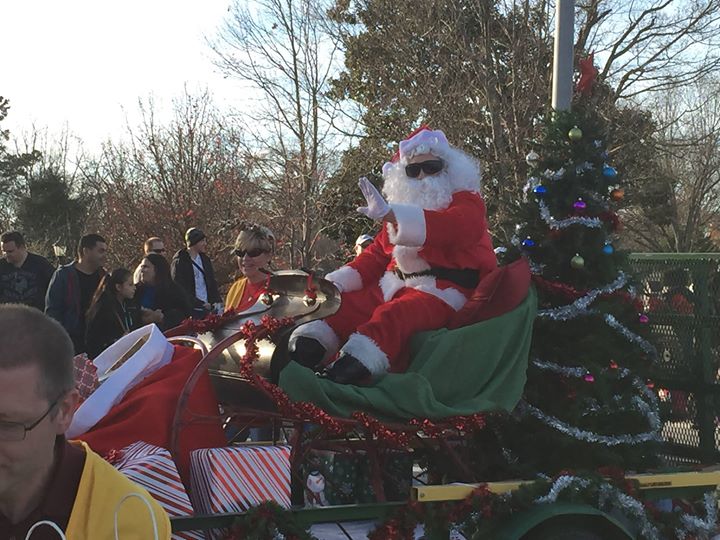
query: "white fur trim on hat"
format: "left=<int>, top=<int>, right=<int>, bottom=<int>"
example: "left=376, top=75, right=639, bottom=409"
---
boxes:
left=325, top=265, right=363, bottom=293
left=388, top=203, right=426, bottom=247
left=289, top=319, right=340, bottom=363
left=339, top=332, right=390, bottom=376
left=399, top=129, right=450, bottom=162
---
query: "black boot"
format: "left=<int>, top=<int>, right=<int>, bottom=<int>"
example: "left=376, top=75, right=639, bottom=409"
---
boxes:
left=289, top=336, right=326, bottom=370
left=321, top=353, right=371, bottom=385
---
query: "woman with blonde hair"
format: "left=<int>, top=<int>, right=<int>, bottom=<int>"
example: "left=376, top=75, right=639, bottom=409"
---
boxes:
left=225, top=223, right=275, bottom=313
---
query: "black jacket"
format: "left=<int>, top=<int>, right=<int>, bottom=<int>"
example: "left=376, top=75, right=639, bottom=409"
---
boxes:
left=0, top=252, right=55, bottom=310
left=170, top=249, right=221, bottom=306
left=85, top=297, right=140, bottom=358
left=134, top=281, right=193, bottom=331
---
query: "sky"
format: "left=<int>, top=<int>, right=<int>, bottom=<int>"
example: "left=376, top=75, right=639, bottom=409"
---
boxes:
left=1, top=0, right=243, bottom=152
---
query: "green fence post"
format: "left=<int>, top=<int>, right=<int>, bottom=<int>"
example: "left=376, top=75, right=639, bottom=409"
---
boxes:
left=692, top=261, right=717, bottom=463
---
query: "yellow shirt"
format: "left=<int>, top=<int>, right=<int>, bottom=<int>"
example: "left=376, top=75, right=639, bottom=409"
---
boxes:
left=65, top=441, right=171, bottom=539
left=224, top=277, right=248, bottom=312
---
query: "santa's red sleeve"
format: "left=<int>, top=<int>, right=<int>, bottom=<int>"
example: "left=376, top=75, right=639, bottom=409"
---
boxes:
left=326, top=233, right=390, bottom=293
left=389, top=191, right=489, bottom=249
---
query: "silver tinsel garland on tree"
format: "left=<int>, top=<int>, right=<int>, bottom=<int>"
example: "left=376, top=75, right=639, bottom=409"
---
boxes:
left=538, top=200, right=603, bottom=229
left=527, top=359, right=661, bottom=444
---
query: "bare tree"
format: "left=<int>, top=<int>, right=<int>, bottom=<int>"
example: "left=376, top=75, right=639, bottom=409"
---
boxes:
left=621, top=79, right=720, bottom=252
left=84, top=90, right=256, bottom=280
left=576, top=0, right=720, bottom=101
left=210, top=0, right=346, bottom=268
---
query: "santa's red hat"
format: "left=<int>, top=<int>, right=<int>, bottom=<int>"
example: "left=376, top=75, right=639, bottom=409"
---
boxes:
left=384, top=125, right=450, bottom=174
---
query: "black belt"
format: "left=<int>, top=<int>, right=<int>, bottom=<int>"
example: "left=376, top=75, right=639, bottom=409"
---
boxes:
left=394, top=267, right=480, bottom=289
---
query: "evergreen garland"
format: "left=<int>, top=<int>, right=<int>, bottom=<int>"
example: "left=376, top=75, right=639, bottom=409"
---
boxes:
left=222, top=473, right=718, bottom=540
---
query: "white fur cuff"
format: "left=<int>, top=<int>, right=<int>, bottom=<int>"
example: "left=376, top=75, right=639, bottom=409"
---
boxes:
left=289, top=320, right=340, bottom=362
left=340, top=332, right=390, bottom=376
left=389, top=203, right=426, bottom=247
left=325, top=266, right=363, bottom=293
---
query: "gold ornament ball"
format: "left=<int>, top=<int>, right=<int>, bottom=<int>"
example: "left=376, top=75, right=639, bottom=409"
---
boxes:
left=570, top=254, right=585, bottom=269
left=610, top=187, right=625, bottom=201
left=568, top=126, right=583, bottom=141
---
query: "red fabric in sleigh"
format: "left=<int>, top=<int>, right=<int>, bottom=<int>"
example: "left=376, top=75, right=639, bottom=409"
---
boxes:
left=447, top=256, right=531, bottom=329
left=75, top=345, right=226, bottom=484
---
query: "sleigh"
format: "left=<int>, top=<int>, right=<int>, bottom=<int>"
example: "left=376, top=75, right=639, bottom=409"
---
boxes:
left=159, top=260, right=535, bottom=527
left=166, top=262, right=532, bottom=459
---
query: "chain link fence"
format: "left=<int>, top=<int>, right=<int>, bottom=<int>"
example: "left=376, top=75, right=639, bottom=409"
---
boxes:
left=628, top=253, right=720, bottom=464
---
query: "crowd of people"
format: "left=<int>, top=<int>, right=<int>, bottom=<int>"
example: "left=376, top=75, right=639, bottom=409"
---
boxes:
left=0, top=226, right=375, bottom=358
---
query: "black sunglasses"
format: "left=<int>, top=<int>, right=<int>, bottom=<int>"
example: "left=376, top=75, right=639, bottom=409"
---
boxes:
left=405, top=159, right=444, bottom=178
left=234, top=248, right=268, bottom=258
left=151, top=248, right=166, bottom=254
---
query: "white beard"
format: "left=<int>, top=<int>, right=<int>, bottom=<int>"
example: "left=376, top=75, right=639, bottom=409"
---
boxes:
left=382, top=167, right=454, bottom=210
left=381, top=146, right=482, bottom=211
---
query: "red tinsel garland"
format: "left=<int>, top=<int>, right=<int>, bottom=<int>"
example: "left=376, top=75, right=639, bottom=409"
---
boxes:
left=187, top=312, right=491, bottom=448
left=351, top=412, right=412, bottom=448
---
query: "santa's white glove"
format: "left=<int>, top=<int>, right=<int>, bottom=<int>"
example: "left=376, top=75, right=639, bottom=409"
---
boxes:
left=357, top=177, right=390, bottom=221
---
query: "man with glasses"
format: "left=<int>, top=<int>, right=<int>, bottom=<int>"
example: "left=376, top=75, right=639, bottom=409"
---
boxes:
left=289, top=127, right=496, bottom=384
left=133, top=236, right=166, bottom=283
left=0, top=304, right=170, bottom=538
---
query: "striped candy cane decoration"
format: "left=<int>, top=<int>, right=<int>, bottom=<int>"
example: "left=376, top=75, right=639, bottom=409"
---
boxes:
left=112, top=442, right=204, bottom=540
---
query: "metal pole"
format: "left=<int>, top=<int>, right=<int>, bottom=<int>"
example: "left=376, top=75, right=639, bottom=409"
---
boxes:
left=552, top=0, right=575, bottom=111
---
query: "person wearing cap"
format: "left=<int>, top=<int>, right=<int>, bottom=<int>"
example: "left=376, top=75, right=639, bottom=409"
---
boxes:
left=170, top=227, right=221, bottom=316
left=288, top=127, right=496, bottom=385
left=354, top=234, right=374, bottom=257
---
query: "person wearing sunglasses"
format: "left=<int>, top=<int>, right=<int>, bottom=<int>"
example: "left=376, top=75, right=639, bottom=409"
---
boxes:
left=0, top=304, right=170, bottom=539
left=288, top=127, right=496, bottom=385
left=132, top=236, right=166, bottom=284
left=224, top=223, right=276, bottom=313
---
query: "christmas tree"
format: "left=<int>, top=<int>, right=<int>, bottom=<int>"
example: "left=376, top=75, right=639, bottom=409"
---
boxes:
left=501, top=84, right=662, bottom=474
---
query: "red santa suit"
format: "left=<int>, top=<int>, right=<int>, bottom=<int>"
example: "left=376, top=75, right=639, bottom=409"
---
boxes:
left=290, top=128, right=496, bottom=376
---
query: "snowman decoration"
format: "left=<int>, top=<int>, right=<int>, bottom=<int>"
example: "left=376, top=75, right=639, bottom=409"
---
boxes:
left=304, top=470, right=328, bottom=507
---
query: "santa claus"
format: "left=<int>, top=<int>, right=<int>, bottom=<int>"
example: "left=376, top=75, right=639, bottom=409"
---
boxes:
left=289, top=127, right=497, bottom=384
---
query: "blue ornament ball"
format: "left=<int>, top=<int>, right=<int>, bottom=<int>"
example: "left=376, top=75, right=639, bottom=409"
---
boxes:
left=521, top=237, right=536, bottom=248
left=602, top=165, right=618, bottom=179
left=602, top=243, right=614, bottom=255
left=533, top=185, right=547, bottom=196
